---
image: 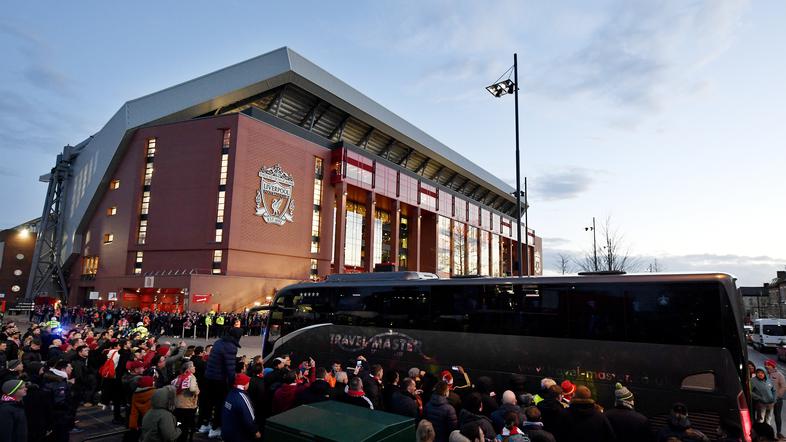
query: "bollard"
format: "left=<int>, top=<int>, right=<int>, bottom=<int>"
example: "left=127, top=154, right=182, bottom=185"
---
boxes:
left=205, top=325, right=209, bottom=342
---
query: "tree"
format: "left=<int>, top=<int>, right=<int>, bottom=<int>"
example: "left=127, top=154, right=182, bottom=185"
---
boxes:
left=575, top=216, right=638, bottom=272
left=646, top=259, right=662, bottom=273
left=555, top=253, right=573, bottom=275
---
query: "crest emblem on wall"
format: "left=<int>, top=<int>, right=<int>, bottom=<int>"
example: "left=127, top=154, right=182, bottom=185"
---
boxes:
left=255, top=163, right=295, bottom=225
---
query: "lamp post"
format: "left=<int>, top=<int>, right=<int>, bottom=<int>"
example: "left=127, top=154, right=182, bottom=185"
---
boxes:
left=486, top=53, right=525, bottom=277
left=584, top=217, right=598, bottom=271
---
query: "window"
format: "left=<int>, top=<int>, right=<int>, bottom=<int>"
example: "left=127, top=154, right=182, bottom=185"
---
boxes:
left=109, top=180, right=120, bottom=190
left=490, top=234, right=501, bottom=277
left=140, top=191, right=151, bottom=215
left=215, top=228, right=223, bottom=243
left=452, top=221, right=466, bottom=276
left=467, top=226, right=478, bottom=275
left=106, top=206, right=117, bottom=216
left=215, top=130, right=231, bottom=240
left=399, top=215, right=409, bottom=270
left=137, top=219, right=148, bottom=244
left=82, top=256, right=99, bottom=275
left=212, top=250, right=222, bottom=274
left=222, top=129, right=231, bottom=149
left=344, top=201, right=366, bottom=268
left=437, top=216, right=451, bottom=274
left=479, top=230, right=490, bottom=275
left=310, top=259, right=319, bottom=281
left=311, top=158, right=324, bottom=253
left=103, top=233, right=114, bottom=244
left=216, top=191, right=226, bottom=223
left=134, top=251, right=143, bottom=275
left=373, top=209, right=392, bottom=264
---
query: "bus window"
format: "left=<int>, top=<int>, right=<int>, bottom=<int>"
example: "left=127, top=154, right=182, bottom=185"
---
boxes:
left=568, top=285, right=626, bottom=341
left=763, top=325, right=786, bottom=336
left=471, top=283, right=524, bottom=335
left=624, top=284, right=722, bottom=346
left=516, top=286, right=566, bottom=338
left=379, top=287, right=431, bottom=329
left=430, top=284, right=479, bottom=332
left=335, top=287, right=381, bottom=327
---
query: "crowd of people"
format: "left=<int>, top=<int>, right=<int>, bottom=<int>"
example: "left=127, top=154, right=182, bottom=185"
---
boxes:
left=0, top=307, right=781, bottom=442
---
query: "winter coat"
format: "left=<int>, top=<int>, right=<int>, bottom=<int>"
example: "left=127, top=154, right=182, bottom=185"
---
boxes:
left=339, top=390, right=375, bottom=410
left=491, top=403, right=527, bottom=434
left=564, top=402, right=617, bottom=442
left=173, top=373, right=199, bottom=409
left=271, top=382, right=308, bottom=415
left=0, top=398, right=27, bottom=442
left=537, top=397, right=568, bottom=440
left=21, top=347, right=42, bottom=365
left=41, top=369, right=73, bottom=426
left=23, top=382, right=53, bottom=442
left=129, top=387, right=155, bottom=429
left=140, top=386, right=181, bottom=442
left=521, top=421, right=557, bottom=442
left=751, top=374, right=777, bottom=404
left=205, top=335, right=239, bottom=384
left=605, top=406, right=651, bottom=442
left=247, top=376, right=265, bottom=419
left=458, top=408, right=495, bottom=441
left=389, top=389, right=419, bottom=419
left=362, top=374, right=384, bottom=410
left=769, top=369, right=786, bottom=399
left=297, top=379, right=331, bottom=405
left=221, top=388, right=258, bottom=442
left=425, top=394, right=458, bottom=442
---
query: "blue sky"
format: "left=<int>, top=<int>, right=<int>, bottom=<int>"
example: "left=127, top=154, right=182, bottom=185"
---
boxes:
left=1, top=0, right=783, bottom=286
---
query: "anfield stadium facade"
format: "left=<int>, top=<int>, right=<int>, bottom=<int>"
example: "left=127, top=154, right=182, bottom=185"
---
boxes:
left=28, top=47, right=542, bottom=312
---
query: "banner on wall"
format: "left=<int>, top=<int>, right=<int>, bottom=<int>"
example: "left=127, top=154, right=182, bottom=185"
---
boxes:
left=192, top=294, right=212, bottom=303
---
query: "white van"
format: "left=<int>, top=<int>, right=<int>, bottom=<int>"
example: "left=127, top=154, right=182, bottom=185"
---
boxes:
left=751, top=319, right=786, bottom=350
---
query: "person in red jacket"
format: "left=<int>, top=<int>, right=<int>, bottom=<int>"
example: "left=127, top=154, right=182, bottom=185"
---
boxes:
left=271, top=370, right=309, bottom=415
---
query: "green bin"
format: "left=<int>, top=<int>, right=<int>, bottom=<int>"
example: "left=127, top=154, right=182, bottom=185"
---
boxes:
left=264, top=400, right=415, bottom=441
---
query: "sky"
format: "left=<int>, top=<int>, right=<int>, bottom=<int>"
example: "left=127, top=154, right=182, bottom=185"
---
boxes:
left=1, top=0, right=784, bottom=286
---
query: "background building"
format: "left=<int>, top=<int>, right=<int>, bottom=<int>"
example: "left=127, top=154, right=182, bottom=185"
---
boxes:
left=28, top=47, right=542, bottom=312
left=0, top=219, right=39, bottom=307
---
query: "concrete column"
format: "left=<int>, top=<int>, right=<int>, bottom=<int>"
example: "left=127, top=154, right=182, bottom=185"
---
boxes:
left=333, top=182, right=347, bottom=274
left=391, top=200, right=401, bottom=270
left=364, top=191, right=376, bottom=272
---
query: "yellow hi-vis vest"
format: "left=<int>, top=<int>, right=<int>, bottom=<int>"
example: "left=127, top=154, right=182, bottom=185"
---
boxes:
left=48, top=320, right=60, bottom=329
left=216, top=316, right=225, bottom=325
left=205, top=316, right=213, bottom=326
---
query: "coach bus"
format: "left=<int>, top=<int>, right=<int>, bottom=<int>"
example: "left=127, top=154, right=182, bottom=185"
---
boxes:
left=260, top=272, right=751, bottom=440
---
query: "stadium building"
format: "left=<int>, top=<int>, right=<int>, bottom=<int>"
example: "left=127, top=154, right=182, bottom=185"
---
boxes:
left=27, top=47, right=542, bottom=312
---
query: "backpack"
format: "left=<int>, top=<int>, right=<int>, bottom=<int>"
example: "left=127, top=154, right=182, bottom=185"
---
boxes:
left=99, top=350, right=117, bottom=379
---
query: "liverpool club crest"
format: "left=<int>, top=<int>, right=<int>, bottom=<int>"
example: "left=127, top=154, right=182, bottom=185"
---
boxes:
left=255, top=163, right=295, bottom=225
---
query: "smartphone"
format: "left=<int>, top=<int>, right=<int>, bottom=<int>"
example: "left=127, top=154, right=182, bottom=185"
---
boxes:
left=451, top=366, right=459, bottom=371
left=356, top=360, right=363, bottom=368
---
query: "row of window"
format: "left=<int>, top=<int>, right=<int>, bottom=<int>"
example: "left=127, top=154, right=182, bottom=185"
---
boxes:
left=213, top=130, right=232, bottom=272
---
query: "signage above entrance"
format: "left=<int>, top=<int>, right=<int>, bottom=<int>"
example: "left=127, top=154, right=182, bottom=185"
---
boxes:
left=255, top=163, right=295, bottom=225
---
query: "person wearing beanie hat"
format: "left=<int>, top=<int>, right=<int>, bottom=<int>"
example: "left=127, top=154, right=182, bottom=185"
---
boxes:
left=128, top=376, right=156, bottom=431
left=605, top=383, right=650, bottom=442
left=765, top=359, right=786, bottom=438
left=560, top=380, right=576, bottom=404
left=0, top=379, right=28, bottom=442
left=564, top=385, right=616, bottom=442
left=221, top=372, right=260, bottom=442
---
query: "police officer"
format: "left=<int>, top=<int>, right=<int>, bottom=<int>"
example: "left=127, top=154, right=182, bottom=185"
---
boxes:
left=205, top=314, right=213, bottom=339
left=215, top=315, right=225, bottom=337
left=132, top=321, right=149, bottom=338
left=48, top=316, right=61, bottom=330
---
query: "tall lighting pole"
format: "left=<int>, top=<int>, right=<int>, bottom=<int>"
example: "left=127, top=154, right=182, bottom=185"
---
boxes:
left=486, top=53, right=525, bottom=277
left=584, top=217, right=598, bottom=271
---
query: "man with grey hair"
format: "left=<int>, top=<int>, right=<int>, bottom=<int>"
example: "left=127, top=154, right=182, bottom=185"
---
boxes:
left=339, top=376, right=374, bottom=409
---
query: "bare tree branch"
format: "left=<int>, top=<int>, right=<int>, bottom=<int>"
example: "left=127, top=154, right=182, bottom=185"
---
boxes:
left=555, top=253, right=573, bottom=274
left=575, top=216, right=638, bottom=272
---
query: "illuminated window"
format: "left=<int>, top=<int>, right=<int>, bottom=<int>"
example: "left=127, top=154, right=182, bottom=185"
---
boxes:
left=310, top=258, right=319, bottom=281
left=212, top=249, right=222, bottom=274
left=437, top=216, right=451, bottom=274
left=310, top=158, right=323, bottom=253
left=103, top=233, right=114, bottom=244
left=215, top=228, right=223, bottom=243
left=109, top=180, right=120, bottom=190
left=134, top=251, right=143, bottom=275
left=82, top=256, right=99, bottom=275
left=140, top=191, right=151, bottom=215
left=222, top=129, right=231, bottom=149
left=373, top=209, right=392, bottom=265
left=137, top=219, right=148, bottom=244
left=215, top=130, right=231, bottom=240
left=146, top=138, right=156, bottom=158
left=137, top=138, right=157, bottom=244
left=399, top=216, right=409, bottom=270
left=107, top=206, right=117, bottom=216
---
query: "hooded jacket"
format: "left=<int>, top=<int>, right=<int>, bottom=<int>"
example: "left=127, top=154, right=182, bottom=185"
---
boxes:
left=425, top=393, right=458, bottom=442
left=129, top=387, right=155, bottom=430
left=205, top=332, right=240, bottom=385
left=140, top=386, right=182, bottom=442
left=751, top=373, right=777, bottom=404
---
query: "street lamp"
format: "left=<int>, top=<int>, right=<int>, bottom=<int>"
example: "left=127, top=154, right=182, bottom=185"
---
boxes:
left=584, top=217, right=598, bottom=271
left=487, top=53, right=526, bottom=277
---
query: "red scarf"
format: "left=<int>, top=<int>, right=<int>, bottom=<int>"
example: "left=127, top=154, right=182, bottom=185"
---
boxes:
left=1, top=395, right=18, bottom=402
left=347, top=389, right=365, bottom=398
left=173, top=373, right=192, bottom=394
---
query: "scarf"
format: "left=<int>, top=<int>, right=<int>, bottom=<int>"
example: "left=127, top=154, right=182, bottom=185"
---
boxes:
left=172, top=373, right=192, bottom=394
left=1, top=395, right=18, bottom=402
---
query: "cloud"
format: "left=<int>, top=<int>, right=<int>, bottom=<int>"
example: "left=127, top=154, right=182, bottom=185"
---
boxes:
left=531, top=167, right=596, bottom=201
left=528, top=0, right=750, bottom=110
left=24, top=63, right=73, bottom=96
left=542, top=237, right=571, bottom=247
left=0, top=21, right=74, bottom=97
left=0, top=166, right=21, bottom=177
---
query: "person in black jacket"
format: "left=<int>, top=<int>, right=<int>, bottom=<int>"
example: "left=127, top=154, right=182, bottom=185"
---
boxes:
left=339, top=376, right=374, bottom=409
left=491, top=390, right=526, bottom=434
left=475, top=376, right=499, bottom=417
left=424, top=381, right=457, bottom=442
left=564, top=385, right=616, bottom=442
left=0, top=380, right=28, bottom=442
left=537, top=384, right=568, bottom=441
left=389, top=378, right=419, bottom=419
left=297, top=367, right=331, bottom=405
left=604, top=383, right=651, bottom=442
left=362, top=364, right=384, bottom=410
left=458, top=392, right=495, bottom=440
left=199, top=327, right=241, bottom=438
left=522, top=406, right=556, bottom=442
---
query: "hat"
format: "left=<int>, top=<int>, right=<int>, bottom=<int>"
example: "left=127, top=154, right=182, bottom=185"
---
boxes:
left=234, top=373, right=251, bottom=387
left=1, top=380, right=25, bottom=396
left=137, top=376, right=154, bottom=389
left=561, top=380, right=576, bottom=396
left=672, top=402, right=688, bottom=415
left=7, top=360, right=22, bottom=371
left=540, top=377, right=556, bottom=390
left=157, top=346, right=170, bottom=357
left=137, top=322, right=144, bottom=327
left=440, top=370, right=454, bottom=385
left=228, top=327, right=243, bottom=340
left=570, top=385, right=595, bottom=405
left=126, top=361, right=145, bottom=371
left=614, top=382, right=634, bottom=402
left=766, top=359, right=777, bottom=368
